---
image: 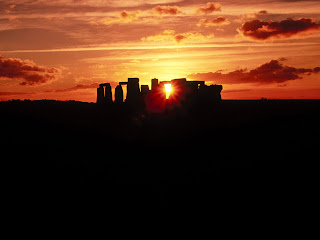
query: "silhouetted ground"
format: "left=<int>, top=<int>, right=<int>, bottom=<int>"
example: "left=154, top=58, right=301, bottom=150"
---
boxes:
left=1, top=99, right=319, bottom=210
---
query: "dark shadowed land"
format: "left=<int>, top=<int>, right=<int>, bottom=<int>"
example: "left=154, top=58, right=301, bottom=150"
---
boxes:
left=1, top=99, right=319, bottom=209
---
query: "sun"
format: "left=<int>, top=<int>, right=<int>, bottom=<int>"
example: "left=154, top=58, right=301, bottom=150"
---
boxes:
left=164, top=84, right=172, bottom=99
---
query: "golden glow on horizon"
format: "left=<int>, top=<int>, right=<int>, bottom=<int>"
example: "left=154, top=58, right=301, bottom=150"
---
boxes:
left=164, top=84, right=172, bottom=99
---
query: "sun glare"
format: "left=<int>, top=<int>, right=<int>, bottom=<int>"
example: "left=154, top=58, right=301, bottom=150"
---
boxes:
left=164, top=84, right=172, bottom=99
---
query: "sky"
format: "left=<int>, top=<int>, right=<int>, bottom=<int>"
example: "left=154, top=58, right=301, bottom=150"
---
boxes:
left=0, top=0, right=320, bottom=102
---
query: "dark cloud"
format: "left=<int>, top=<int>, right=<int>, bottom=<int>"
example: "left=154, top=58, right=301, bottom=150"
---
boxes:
left=152, top=5, right=182, bottom=15
left=238, top=18, right=320, bottom=40
left=0, top=56, right=60, bottom=85
left=196, top=2, right=222, bottom=15
left=188, top=59, right=320, bottom=84
left=313, top=67, right=320, bottom=73
left=258, top=10, right=268, bottom=15
left=278, top=57, right=287, bottom=61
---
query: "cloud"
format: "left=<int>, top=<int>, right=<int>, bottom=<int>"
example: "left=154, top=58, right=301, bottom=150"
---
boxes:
left=223, top=89, right=252, bottom=93
left=0, top=56, right=60, bottom=86
left=4, top=4, right=16, bottom=13
left=119, top=10, right=141, bottom=21
left=234, top=10, right=268, bottom=23
left=90, top=10, right=142, bottom=25
left=54, top=83, right=100, bottom=92
left=188, top=59, right=320, bottom=85
left=90, top=5, right=183, bottom=25
left=244, top=10, right=268, bottom=19
left=8, top=17, right=21, bottom=23
left=313, top=67, right=320, bottom=73
left=141, top=29, right=214, bottom=43
left=197, top=17, right=230, bottom=27
left=73, top=0, right=184, bottom=8
left=49, top=81, right=120, bottom=93
left=238, top=18, right=320, bottom=40
left=258, top=10, right=268, bottom=15
left=196, top=2, right=222, bottom=15
left=0, top=91, right=34, bottom=96
left=12, top=0, right=184, bottom=8
left=151, top=5, right=182, bottom=15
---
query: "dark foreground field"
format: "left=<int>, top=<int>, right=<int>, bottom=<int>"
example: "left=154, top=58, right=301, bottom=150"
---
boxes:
left=1, top=99, right=319, bottom=209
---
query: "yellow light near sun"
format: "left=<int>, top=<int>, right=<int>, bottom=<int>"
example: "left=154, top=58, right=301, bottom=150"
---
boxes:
left=164, top=84, right=172, bottom=99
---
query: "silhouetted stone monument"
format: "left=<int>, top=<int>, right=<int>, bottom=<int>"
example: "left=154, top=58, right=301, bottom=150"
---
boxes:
left=97, top=83, right=113, bottom=104
left=96, top=77, right=223, bottom=110
left=97, top=85, right=104, bottom=104
left=126, top=78, right=140, bottom=104
left=141, top=85, right=150, bottom=95
left=104, top=83, right=112, bottom=103
left=151, top=78, right=158, bottom=91
left=115, top=85, right=123, bottom=103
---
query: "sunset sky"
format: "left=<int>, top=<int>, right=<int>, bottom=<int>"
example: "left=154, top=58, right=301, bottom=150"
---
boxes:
left=1, top=0, right=320, bottom=102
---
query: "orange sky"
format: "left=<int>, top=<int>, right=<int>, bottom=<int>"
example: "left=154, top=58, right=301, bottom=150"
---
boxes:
left=0, top=0, right=320, bottom=102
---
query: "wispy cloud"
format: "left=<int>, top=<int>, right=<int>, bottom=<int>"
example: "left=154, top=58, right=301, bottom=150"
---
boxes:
left=197, top=16, right=230, bottom=27
left=89, top=10, right=143, bottom=25
left=141, top=29, right=214, bottom=43
left=52, top=83, right=99, bottom=93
